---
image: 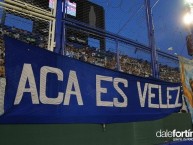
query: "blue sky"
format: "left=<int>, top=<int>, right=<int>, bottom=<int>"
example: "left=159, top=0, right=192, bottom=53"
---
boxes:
left=153, top=0, right=188, bottom=57
left=90, top=0, right=190, bottom=66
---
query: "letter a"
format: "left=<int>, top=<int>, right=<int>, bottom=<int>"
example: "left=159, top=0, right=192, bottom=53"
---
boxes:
left=64, top=71, right=83, bottom=105
left=14, top=64, right=39, bottom=105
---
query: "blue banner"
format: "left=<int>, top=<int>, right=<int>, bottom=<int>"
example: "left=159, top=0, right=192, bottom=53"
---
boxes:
left=0, top=37, right=182, bottom=123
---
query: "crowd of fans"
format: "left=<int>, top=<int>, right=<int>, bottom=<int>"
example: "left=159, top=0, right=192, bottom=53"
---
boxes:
left=0, top=25, right=180, bottom=83
left=159, top=64, right=180, bottom=83
left=0, top=25, right=48, bottom=48
left=0, top=25, right=48, bottom=77
left=66, top=44, right=180, bottom=83
left=0, top=33, right=5, bottom=77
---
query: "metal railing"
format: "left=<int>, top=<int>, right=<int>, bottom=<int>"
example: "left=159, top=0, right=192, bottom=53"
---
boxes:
left=0, top=0, right=181, bottom=83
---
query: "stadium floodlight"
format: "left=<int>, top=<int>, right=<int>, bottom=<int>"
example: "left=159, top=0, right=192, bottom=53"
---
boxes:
left=183, top=12, right=193, bottom=25
left=185, top=0, right=193, bottom=4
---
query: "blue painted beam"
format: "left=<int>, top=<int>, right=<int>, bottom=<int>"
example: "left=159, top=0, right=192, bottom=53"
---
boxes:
left=54, top=0, right=63, bottom=54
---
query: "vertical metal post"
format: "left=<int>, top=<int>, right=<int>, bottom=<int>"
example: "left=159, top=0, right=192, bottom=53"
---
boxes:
left=54, top=0, right=63, bottom=54
left=116, top=39, right=120, bottom=71
left=61, top=0, right=66, bottom=55
left=145, top=0, right=159, bottom=78
left=47, top=0, right=57, bottom=51
left=0, top=7, right=6, bottom=25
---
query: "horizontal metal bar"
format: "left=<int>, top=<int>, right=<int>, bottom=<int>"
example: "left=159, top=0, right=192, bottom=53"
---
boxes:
left=0, top=6, right=51, bottom=22
left=4, top=0, right=53, bottom=17
left=0, top=2, right=54, bottom=21
left=64, top=18, right=150, bottom=50
left=63, top=18, right=178, bottom=61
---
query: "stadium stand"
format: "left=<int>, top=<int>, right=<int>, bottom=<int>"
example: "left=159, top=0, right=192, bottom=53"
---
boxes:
left=0, top=25, right=180, bottom=83
left=65, top=42, right=180, bottom=83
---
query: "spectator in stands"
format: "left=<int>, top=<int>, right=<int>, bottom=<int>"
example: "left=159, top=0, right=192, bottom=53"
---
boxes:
left=0, top=59, right=5, bottom=77
left=0, top=24, right=181, bottom=83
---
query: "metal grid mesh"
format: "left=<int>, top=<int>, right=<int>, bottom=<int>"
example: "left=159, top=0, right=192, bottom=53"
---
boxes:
left=65, top=25, right=117, bottom=69
left=1, top=9, right=50, bottom=48
left=19, top=0, right=51, bottom=10
left=65, top=0, right=148, bottom=45
left=152, top=0, right=187, bottom=83
left=119, top=42, right=152, bottom=77
left=158, top=55, right=180, bottom=83
left=64, top=0, right=183, bottom=82
left=0, top=0, right=52, bottom=77
left=153, top=0, right=188, bottom=57
left=0, top=0, right=184, bottom=83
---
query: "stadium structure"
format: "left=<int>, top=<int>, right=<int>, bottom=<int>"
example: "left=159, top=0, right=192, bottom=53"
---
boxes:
left=0, top=0, right=192, bottom=145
